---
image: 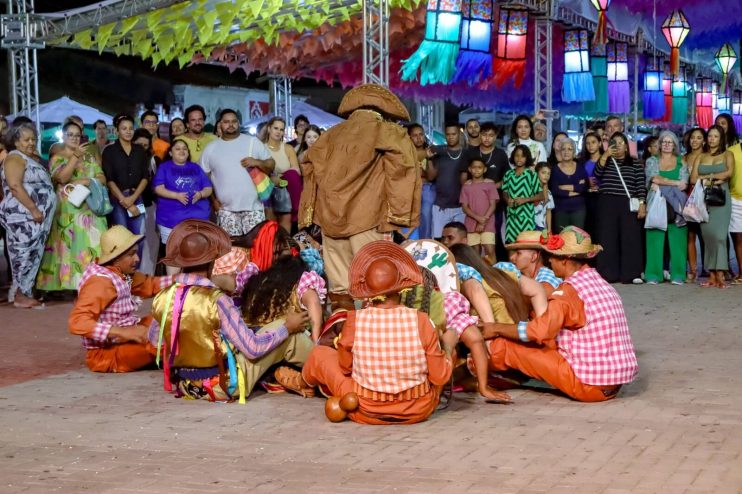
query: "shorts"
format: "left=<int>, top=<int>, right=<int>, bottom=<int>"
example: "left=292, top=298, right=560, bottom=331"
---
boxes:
left=217, top=209, right=266, bottom=237
left=730, top=198, right=742, bottom=233
left=467, top=232, right=496, bottom=246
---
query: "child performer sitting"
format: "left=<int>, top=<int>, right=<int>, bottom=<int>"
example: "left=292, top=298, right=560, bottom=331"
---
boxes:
left=300, top=241, right=457, bottom=425
left=459, top=158, right=499, bottom=263
left=69, top=225, right=175, bottom=373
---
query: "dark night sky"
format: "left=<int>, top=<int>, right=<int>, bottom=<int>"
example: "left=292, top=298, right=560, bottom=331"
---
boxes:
left=36, top=1, right=101, bottom=13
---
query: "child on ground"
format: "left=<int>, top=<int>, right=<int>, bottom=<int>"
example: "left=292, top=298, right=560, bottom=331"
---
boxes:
left=459, top=158, right=499, bottom=263
left=502, top=145, right=544, bottom=243
left=533, top=162, right=554, bottom=233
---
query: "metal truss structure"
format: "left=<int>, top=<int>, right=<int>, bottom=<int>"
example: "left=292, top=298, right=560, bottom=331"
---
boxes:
left=533, top=11, right=554, bottom=140
left=416, top=101, right=444, bottom=139
left=362, top=0, right=389, bottom=87
left=269, top=75, right=292, bottom=130
left=2, top=0, right=40, bottom=124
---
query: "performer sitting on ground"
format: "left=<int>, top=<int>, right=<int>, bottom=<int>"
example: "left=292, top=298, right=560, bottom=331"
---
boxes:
left=299, top=241, right=458, bottom=425
left=149, top=219, right=311, bottom=403
left=481, top=226, right=639, bottom=402
left=495, top=230, right=562, bottom=296
left=69, top=225, right=175, bottom=373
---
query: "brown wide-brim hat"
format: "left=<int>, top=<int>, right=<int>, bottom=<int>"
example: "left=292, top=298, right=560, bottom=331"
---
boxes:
left=543, top=226, right=603, bottom=259
left=162, top=220, right=232, bottom=268
left=505, top=230, right=546, bottom=250
left=348, top=240, right=423, bottom=299
left=337, top=84, right=411, bottom=121
left=98, top=225, right=143, bottom=265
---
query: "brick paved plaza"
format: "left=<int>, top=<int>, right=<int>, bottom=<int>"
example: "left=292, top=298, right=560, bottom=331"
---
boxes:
left=1, top=284, right=741, bottom=493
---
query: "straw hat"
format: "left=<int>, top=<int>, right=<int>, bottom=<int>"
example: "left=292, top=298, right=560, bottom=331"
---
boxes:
left=505, top=230, right=546, bottom=250
left=348, top=240, right=422, bottom=299
left=543, top=226, right=603, bottom=259
left=161, top=220, right=232, bottom=268
left=337, top=84, right=411, bottom=121
left=98, top=225, right=143, bottom=265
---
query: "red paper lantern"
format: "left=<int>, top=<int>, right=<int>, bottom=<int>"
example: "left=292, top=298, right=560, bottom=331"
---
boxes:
left=662, top=9, right=690, bottom=76
left=590, top=0, right=611, bottom=46
left=492, top=7, right=528, bottom=88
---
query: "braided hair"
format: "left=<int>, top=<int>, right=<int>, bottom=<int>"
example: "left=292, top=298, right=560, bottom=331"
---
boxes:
left=402, top=266, right=438, bottom=315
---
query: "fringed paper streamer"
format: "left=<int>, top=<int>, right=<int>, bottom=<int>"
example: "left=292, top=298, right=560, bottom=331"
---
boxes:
left=590, top=0, right=611, bottom=46
left=452, top=0, right=494, bottom=85
left=607, top=42, right=629, bottom=114
left=401, top=0, right=463, bottom=85
left=584, top=43, right=607, bottom=114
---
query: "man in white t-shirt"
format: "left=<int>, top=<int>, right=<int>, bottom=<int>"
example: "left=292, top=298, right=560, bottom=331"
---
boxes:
left=200, top=109, right=275, bottom=237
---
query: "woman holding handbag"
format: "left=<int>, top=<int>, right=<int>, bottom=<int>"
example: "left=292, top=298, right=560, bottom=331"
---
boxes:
left=262, top=117, right=301, bottom=233
left=683, top=128, right=707, bottom=282
left=593, top=133, right=647, bottom=284
left=37, top=121, right=108, bottom=294
left=643, top=131, right=688, bottom=285
left=690, top=125, right=734, bottom=288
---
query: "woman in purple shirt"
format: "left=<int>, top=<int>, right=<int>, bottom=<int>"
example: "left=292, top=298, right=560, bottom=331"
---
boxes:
left=549, top=137, right=589, bottom=232
left=153, top=139, right=212, bottom=273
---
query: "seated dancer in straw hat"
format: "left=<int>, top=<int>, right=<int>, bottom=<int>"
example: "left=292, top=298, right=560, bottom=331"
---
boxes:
left=299, top=83, right=420, bottom=312
left=482, top=226, right=638, bottom=402
left=300, top=240, right=458, bottom=425
left=495, top=230, right=562, bottom=297
left=69, top=225, right=176, bottom=373
left=149, top=220, right=312, bottom=403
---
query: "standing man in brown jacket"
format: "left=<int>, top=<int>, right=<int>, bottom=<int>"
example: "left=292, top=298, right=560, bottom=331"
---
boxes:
left=299, top=84, right=421, bottom=310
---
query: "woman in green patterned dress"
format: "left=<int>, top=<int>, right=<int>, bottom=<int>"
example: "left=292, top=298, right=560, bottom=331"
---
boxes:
left=36, top=122, right=108, bottom=292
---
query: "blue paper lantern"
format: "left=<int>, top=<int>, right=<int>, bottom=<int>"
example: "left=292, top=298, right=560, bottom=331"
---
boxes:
left=643, top=57, right=665, bottom=120
left=562, top=29, right=595, bottom=103
left=452, top=0, right=495, bottom=85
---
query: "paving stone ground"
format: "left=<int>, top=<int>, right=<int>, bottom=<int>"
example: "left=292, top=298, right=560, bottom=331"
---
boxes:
left=0, top=283, right=741, bottom=493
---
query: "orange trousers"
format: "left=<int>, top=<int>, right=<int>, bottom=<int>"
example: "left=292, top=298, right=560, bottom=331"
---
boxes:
left=85, top=342, right=157, bottom=373
left=302, top=345, right=440, bottom=425
left=488, top=338, right=620, bottom=402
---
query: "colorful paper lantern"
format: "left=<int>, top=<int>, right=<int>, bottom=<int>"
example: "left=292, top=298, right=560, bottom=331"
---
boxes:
left=562, top=29, right=595, bottom=102
left=590, top=0, right=611, bottom=46
left=715, top=43, right=737, bottom=93
left=643, top=57, right=665, bottom=120
left=661, top=9, right=690, bottom=76
left=452, top=0, right=495, bottom=85
left=401, top=0, right=463, bottom=85
left=492, top=7, right=528, bottom=88
left=661, top=60, right=672, bottom=122
left=695, top=77, right=713, bottom=129
left=584, top=41, right=608, bottom=114
left=670, top=64, right=689, bottom=125
left=607, top=42, right=629, bottom=114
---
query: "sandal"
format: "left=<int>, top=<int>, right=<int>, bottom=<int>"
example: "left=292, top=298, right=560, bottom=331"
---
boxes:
left=731, top=278, right=742, bottom=285
left=699, top=281, right=716, bottom=288
left=686, top=273, right=697, bottom=283
left=274, top=366, right=315, bottom=398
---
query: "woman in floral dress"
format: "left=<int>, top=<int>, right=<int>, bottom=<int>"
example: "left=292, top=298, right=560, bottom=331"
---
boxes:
left=36, top=122, right=108, bottom=292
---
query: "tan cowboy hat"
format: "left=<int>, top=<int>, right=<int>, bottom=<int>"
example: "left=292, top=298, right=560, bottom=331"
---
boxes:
left=543, top=226, right=603, bottom=259
left=348, top=240, right=422, bottom=299
left=505, top=230, right=546, bottom=250
left=337, top=84, right=411, bottom=121
left=98, top=225, right=143, bottom=265
left=162, top=220, right=232, bottom=268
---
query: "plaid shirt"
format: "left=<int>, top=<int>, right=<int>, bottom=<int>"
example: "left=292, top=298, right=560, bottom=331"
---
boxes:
left=352, top=307, right=428, bottom=394
left=494, top=262, right=562, bottom=288
left=443, top=292, right=478, bottom=336
left=559, top=267, right=638, bottom=386
left=76, top=263, right=172, bottom=349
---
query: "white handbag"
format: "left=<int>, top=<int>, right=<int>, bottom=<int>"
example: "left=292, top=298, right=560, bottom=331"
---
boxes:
left=63, top=183, right=91, bottom=208
left=612, top=158, right=640, bottom=212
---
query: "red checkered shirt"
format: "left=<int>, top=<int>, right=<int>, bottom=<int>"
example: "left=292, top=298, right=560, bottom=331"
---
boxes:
left=352, top=307, right=428, bottom=395
left=558, top=267, right=638, bottom=386
left=76, top=263, right=173, bottom=349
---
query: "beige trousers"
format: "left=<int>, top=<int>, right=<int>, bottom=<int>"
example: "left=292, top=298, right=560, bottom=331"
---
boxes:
left=323, top=229, right=385, bottom=294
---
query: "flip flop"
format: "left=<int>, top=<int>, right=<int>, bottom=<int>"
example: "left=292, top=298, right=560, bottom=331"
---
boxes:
left=13, top=302, right=45, bottom=310
left=731, top=278, right=742, bottom=285
left=699, top=282, right=716, bottom=288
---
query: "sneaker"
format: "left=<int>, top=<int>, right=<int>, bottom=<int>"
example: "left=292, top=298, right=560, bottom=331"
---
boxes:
left=646, top=280, right=659, bottom=285
left=671, top=280, right=684, bottom=285
left=663, top=270, right=671, bottom=281
left=274, top=366, right=315, bottom=398
left=632, top=278, right=644, bottom=284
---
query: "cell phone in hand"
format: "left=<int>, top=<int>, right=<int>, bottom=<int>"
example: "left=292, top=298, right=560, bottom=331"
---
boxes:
left=127, top=203, right=146, bottom=217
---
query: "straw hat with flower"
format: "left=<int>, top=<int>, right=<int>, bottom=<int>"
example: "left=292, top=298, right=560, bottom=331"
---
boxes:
left=348, top=240, right=423, bottom=299
left=542, top=226, right=603, bottom=259
left=505, top=230, right=547, bottom=250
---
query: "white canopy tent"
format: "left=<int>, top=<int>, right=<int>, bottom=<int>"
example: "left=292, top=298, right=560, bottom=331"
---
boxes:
left=244, top=100, right=344, bottom=135
left=7, top=96, right=113, bottom=125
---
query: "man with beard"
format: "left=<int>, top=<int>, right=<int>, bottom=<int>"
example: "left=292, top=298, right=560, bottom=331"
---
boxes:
left=200, top=109, right=275, bottom=237
left=180, top=105, right=217, bottom=164
left=465, top=119, right=481, bottom=147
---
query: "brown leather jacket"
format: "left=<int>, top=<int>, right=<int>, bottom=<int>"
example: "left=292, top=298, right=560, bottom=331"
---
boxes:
left=299, top=109, right=421, bottom=238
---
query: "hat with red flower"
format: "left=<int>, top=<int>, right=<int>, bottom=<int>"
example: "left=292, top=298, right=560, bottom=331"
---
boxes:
left=542, top=226, right=602, bottom=259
